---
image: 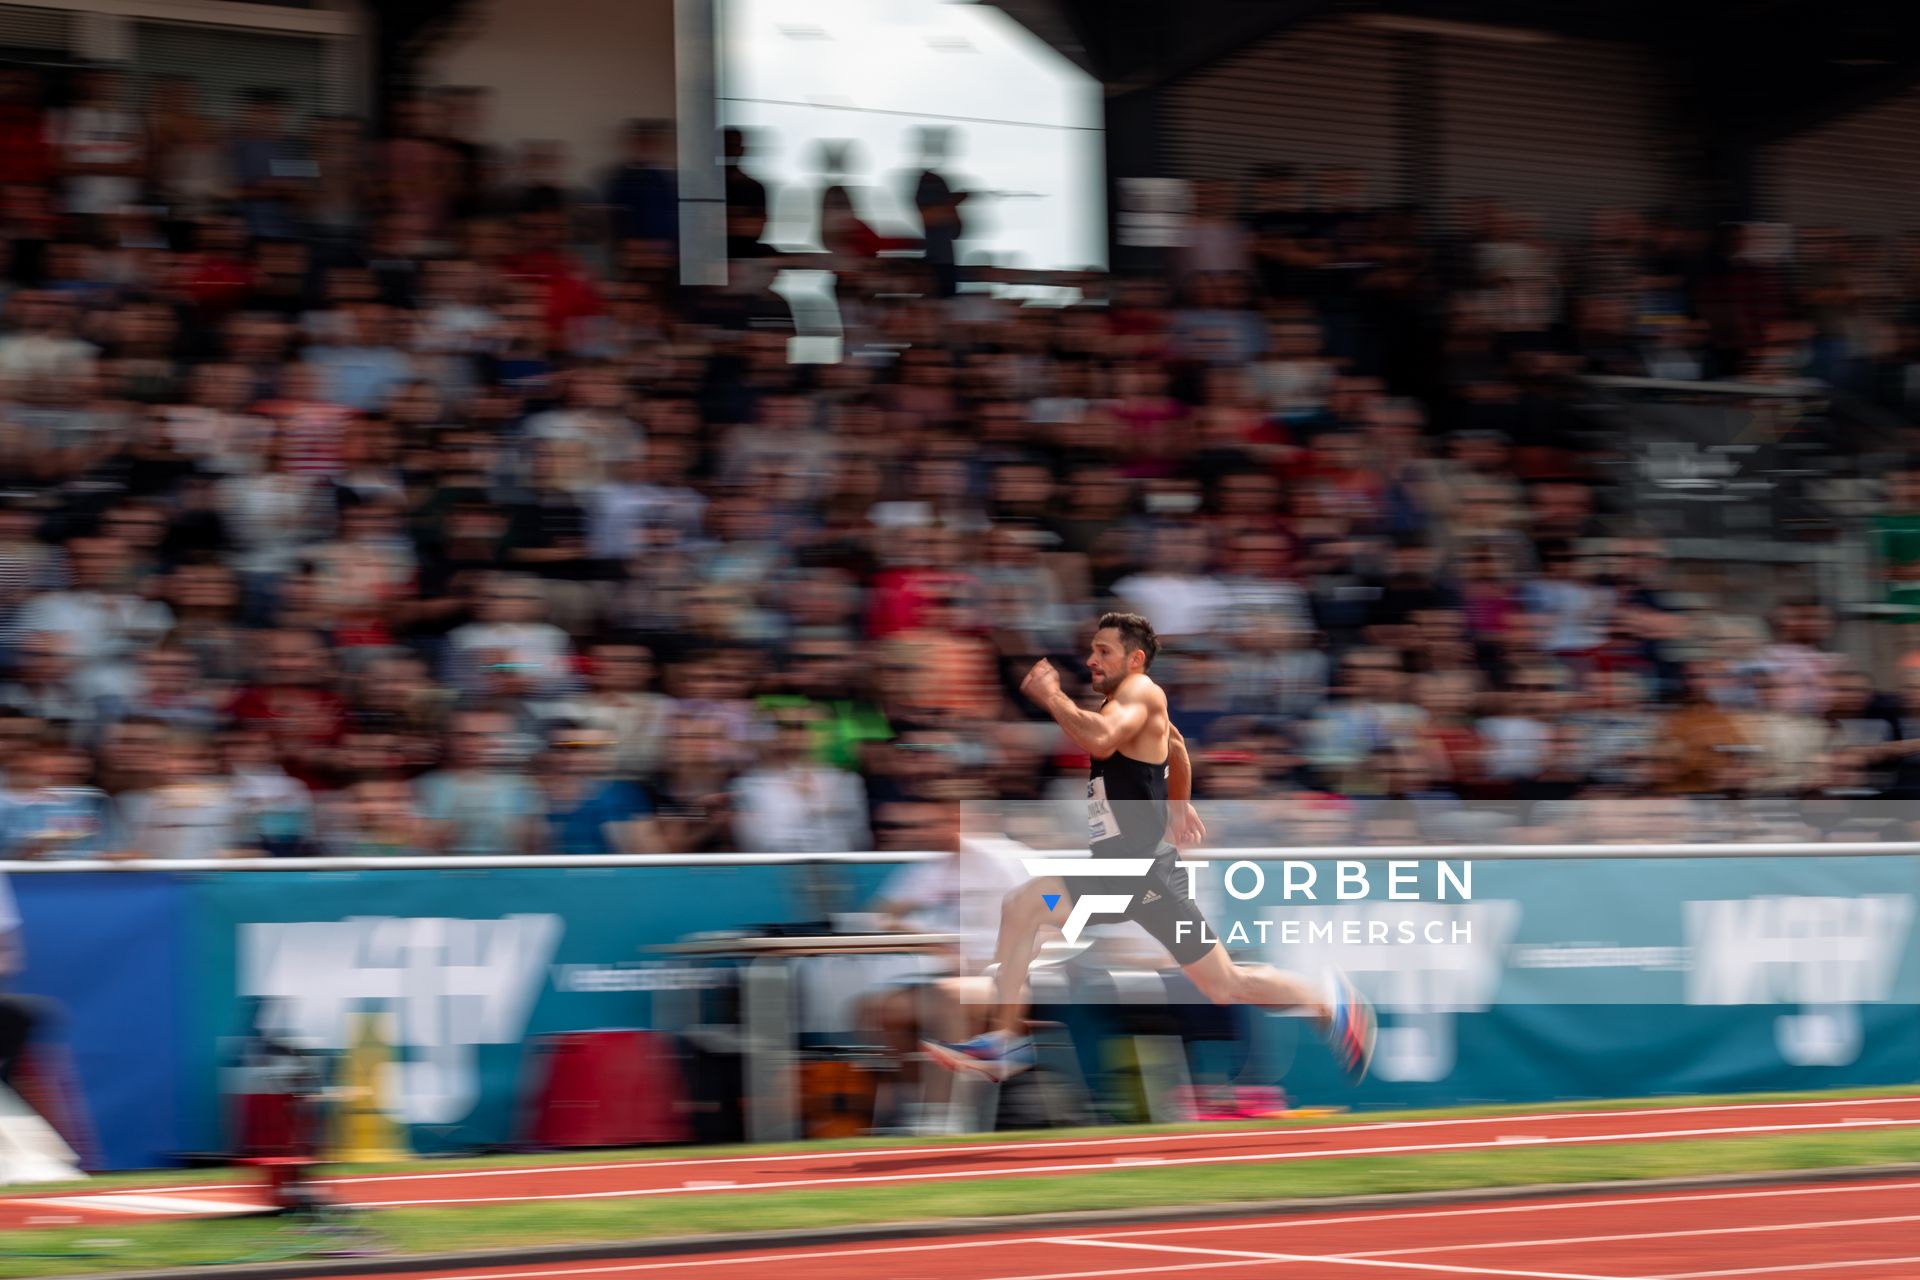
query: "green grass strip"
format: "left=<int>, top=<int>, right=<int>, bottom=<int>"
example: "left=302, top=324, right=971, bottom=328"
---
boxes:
left=1, top=1125, right=1915, bottom=1278
left=29, top=1082, right=1917, bottom=1197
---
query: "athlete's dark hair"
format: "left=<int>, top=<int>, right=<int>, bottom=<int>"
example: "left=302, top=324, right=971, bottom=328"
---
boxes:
left=1095, top=611, right=1161, bottom=670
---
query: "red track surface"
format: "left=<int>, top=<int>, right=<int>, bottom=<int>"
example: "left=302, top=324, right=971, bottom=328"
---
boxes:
left=360, top=1175, right=1920, bottom=1279
left=3, top=1095, right=1918, bottom=1230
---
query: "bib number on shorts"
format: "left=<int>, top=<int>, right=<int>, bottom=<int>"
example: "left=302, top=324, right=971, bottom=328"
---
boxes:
left=1087, top=776, right=1116, bottom=844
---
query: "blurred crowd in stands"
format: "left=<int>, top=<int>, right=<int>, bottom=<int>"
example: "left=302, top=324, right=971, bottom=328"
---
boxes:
left=4, top=67, right=1920, bottom=861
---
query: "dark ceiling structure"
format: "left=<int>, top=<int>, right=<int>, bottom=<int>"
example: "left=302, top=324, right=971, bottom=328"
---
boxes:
left=995, top=0, right=1920, bottom=142
left=986, top=0, right=1920, bottom=225
left=364, top=0, right=1920, bottom=215
left=368, top=0, right=1920, bottom=141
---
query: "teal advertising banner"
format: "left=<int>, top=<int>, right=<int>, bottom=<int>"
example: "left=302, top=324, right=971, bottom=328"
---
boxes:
left=1214, top=855, right=1920, bottom=1106
left=182, top=861, right=902, bottom=1156
left=13, top=850, right=1920, bottom=1166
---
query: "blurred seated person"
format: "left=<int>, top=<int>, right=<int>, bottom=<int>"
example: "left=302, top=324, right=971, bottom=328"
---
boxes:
left=416, top=708, right=542, bottom=855
left=731, top=705, right=870, bottom=853
left=0, top=736, right=115, bottom=860
left=536, top=722, right=658, bottom=855
left=651, top=713, right=740, bottom=854
left=117, top=732, right=245, bottom=860
left=326, top=776, right=431, bottom=858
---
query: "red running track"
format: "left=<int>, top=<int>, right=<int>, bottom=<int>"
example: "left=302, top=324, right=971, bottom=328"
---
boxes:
left=4, top=1094, right=1919, bottom=1228
left=340, top=1175, right=1920, bottom=1280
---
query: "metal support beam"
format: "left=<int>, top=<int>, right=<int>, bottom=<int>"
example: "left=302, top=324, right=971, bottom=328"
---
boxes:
left=1395, top=32, right=1437, bottom=209
left=1104, top=84, right=1161, bottom=275
left=367, top=0, right=468, bottom=133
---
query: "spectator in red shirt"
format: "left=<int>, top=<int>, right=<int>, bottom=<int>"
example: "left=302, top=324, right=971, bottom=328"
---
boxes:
left=170, top=213, right=254, bottom=317
left=226, top=628, right=348, bottom=788
left=504, top=185, right=601, bottom=352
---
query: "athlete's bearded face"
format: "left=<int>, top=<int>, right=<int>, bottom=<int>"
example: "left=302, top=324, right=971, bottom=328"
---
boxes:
left=1086, top=629, right=1135, bottom=696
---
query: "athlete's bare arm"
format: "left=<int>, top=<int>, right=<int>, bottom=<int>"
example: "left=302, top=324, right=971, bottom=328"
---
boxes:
left=1019, top=660, right=1165, bottom=760
left=1168, top=721, right=1192, bottom=802
left=1166, top=722, right=1206, bottom=848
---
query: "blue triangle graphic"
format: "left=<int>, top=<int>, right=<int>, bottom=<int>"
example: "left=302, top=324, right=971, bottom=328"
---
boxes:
left=1042, top=894, right=1061, bottom=912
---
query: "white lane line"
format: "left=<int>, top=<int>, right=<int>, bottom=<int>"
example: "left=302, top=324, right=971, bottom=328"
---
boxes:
left=109, top=1194, right=260, bottom=1215
left=305, top=1095, right=1920, bottom=1186
left=42, top=1192, right=260, bottom=1217
left=336, top=1177, right=1920, bottom=1279
left=1056, top=1239, right=1631, bottom=1280
left=990, top=1237, right=1317, bottom=1280
left=352, top=1116, right=1920, bottom=1208
left=33, top=1095, right=1920, bottom=1198
left=972, top=1260, right=1291, bottom=1280
left=444, top=1243, right=1279, bottom=1280
left=32, top=1193, right=260, bottom=1217
left=1302, top=1265, right=1635, bottom=1280
left=1100, top=1178, right=1920, bottom=1247
left=1342, top=1212, right=1920, bottom=1262
left=33, top=1197, right=176, bottom=1217
left=1046, top=1237, right=1307, bottom=1261
left=1660, top=1257, right=1920, bottom=1278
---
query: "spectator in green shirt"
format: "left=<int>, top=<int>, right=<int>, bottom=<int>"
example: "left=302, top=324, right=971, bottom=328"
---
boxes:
left=1876, top=461, right=1920, bottom=617
left=757, top=637, right=892, bottom=772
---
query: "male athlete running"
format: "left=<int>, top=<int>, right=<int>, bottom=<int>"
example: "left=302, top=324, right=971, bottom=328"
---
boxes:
left=924, top=611, right=1376, bottom=1083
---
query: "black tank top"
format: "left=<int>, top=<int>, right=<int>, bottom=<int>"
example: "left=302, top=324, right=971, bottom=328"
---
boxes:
left=1087, top=732, right=1169, bottom=858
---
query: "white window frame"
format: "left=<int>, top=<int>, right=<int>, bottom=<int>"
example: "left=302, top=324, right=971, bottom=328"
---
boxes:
left=21, top=0, right=356, bottom=39
left=9, top=0, right=368, bottom=120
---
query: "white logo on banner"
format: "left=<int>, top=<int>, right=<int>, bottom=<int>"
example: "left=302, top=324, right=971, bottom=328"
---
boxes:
left=1685, top=895, right=1913, bottom=1067
left=1273, top=901, right=1521, bottom=1083
left=239, top=914, right=564, bottom=1125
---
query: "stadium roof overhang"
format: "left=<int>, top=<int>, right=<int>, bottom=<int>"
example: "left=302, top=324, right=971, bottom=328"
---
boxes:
left=366, top=0, right=1920, bottom=146
left=992, top=0, right=1920, bottom=141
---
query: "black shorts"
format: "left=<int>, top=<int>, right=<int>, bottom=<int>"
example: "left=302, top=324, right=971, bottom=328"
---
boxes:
left=1064, top=844, right=1216, bottom=967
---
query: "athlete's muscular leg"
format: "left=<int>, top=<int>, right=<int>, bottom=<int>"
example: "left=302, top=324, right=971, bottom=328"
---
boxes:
left=991, top=876, right=1065, bottom=1038
left=1182, top=943, right=1333, bottom=1028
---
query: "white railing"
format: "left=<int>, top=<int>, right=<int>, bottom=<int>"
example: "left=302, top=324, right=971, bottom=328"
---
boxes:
left=1581, top=374, right=1828, bottom=398
left=3, top=841, right=1918, bottom=872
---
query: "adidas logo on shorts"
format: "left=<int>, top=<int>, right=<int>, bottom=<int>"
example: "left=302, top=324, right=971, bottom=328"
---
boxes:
left=1140, top=889, right=1163, bottom=904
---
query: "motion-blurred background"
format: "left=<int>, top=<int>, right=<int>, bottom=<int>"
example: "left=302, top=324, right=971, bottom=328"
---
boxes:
left=0, top=0, right=1917, bottom=1174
